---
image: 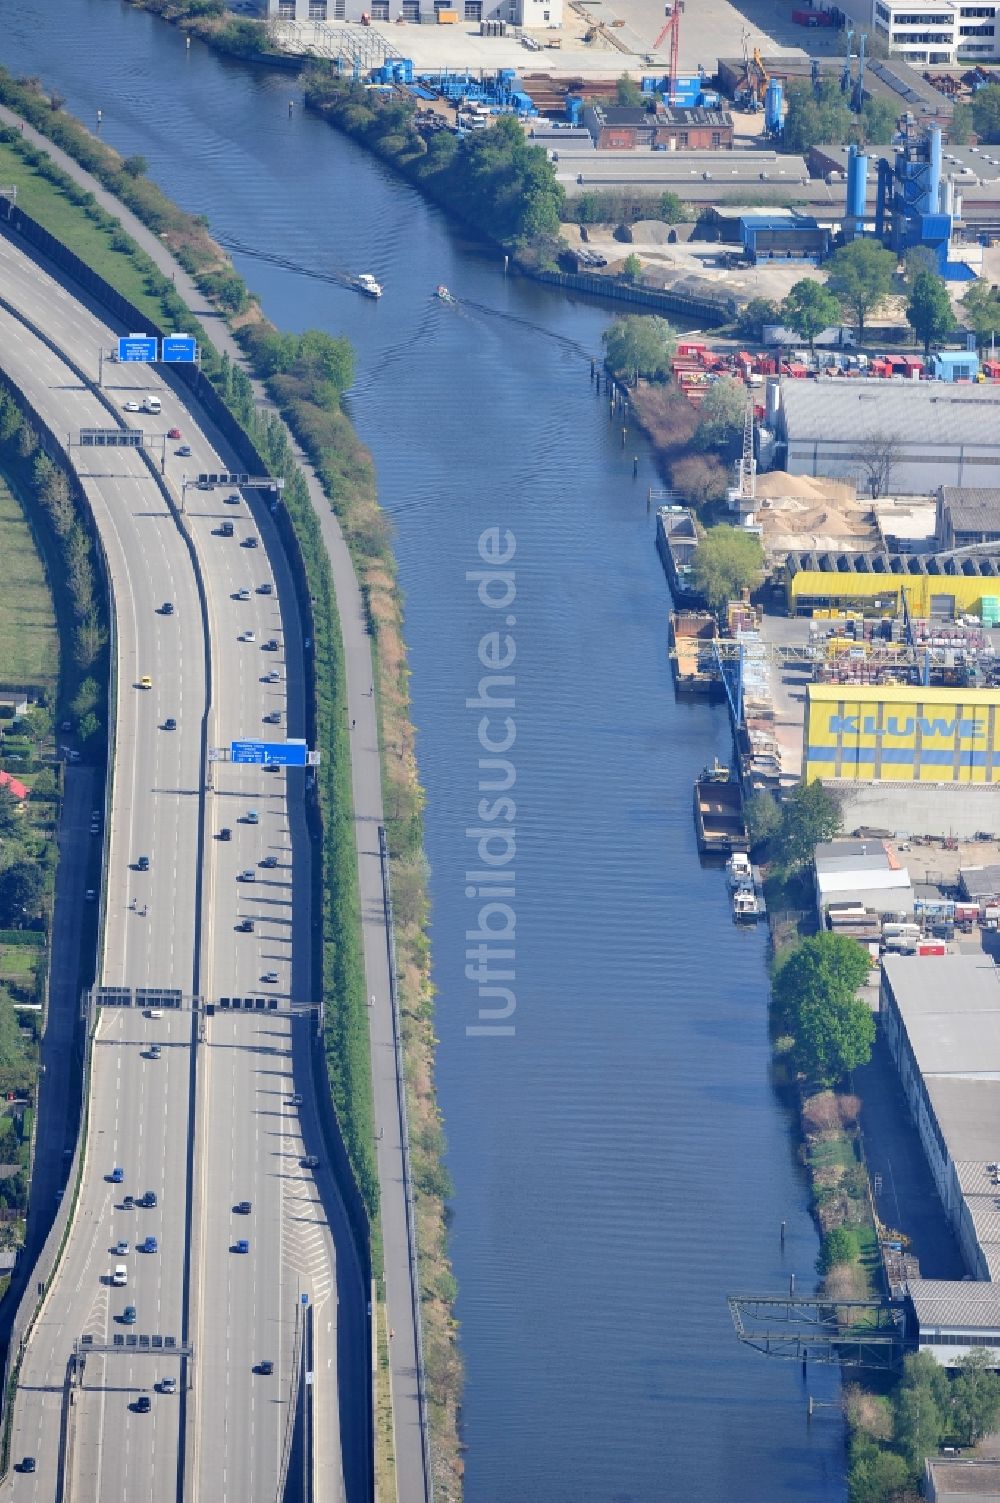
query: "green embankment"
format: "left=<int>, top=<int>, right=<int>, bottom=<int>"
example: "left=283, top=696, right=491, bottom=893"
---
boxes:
left=0, top=478, right=58, bottom=693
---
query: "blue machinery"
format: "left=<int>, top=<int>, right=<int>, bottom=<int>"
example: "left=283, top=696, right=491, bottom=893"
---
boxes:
left=844, top=124, right=974, bottom=279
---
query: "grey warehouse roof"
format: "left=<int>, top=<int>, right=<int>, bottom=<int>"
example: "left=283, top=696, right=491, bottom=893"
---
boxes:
left=908, top=1278, right=1000, bottom=1331
left=960, top=866, right=1000, bottom=902
left=944, top=499, right=1000, bottom=536
left=780, top=380, right=1000, bottom=449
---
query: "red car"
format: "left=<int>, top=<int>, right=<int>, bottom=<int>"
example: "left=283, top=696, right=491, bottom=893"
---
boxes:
left=167, top=426, right=182, bottom=440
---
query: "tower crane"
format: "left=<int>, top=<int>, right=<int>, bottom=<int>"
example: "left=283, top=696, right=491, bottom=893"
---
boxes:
left=651, top=2, right=684, bottom=104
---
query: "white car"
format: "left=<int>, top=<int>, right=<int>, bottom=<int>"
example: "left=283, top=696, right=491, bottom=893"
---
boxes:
left=114, top=1240, right=129, bottom=1256
left=123, top=400, right=141, bottom=412
left=240, top=631, right=256, bottom=643
left=262, top=671, right=281, bottom=684
left=159, top=1377, right=177, bottom=1395
left=234, top=588, right=251, bottom=601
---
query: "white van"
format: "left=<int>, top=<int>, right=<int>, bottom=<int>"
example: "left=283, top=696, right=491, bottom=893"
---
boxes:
left=112, top=1264, right=128, bottom=1287
left=142, top=396, right=162, bottom=415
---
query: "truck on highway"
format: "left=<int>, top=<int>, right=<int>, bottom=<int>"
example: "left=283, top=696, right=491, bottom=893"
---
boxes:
left=142, top=396, right=161, bottom=414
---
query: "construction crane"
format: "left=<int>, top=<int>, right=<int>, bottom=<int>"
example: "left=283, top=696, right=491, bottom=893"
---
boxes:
left=736, top=30, right=768, bottom=110
left=651, top=2, right=684, bottom=104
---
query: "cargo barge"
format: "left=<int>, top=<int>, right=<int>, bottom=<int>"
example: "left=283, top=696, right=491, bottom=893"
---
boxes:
left=669, top=611, right=724, bottom=698
left=693, top=761, right=749, bottom=855
left=656, top=505, right=702, bottom=606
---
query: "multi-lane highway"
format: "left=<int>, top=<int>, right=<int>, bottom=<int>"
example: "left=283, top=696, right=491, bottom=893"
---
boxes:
left=0, top=229, right=366, bottom=1502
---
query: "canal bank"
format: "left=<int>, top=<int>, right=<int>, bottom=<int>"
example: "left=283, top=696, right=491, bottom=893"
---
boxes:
left=0, top=6, right=846, bottom=1500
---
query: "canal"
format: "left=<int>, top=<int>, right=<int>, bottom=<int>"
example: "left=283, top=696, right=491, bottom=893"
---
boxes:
left=0, top=9, right=845, bottom=1498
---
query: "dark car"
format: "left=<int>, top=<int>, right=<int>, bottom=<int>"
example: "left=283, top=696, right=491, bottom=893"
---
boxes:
left=256, top=1360, right=273, bottom=1376
left=241, top=537, right=258, bottom=549
left=176, top=444, right=192, bottom=457
left=234, top=1239, right=249, bottom=1254
left=237, top=919, right=255, bottom=934
left=141, top=1236, right=158, bottom=1253
left=224, top=493, right=241, bottom=505
left=110, top=1166, right=124, bottom=1183
left=122, top=1305, right=137, bottom=1325
left=219, top=827, right=232, bottom=841
left=259, top=856, right=278, bottom=869
left=140, top=1191, right=157, bottom=1209
left=218, top=520, right=234, bottom=537
left=234, top=1201, right=252, bottom=1215
left=123, top=1194, right=135, bottom=1210
left=262, top=639, right=279, bottom=652
left=163, top=718, right=177, bottom=732
left=256, top=582, right=273, bottom=595
left=134, top=1395, right=151, bottom=1413
left=137, top=856, right=150, bottom=872
left=19, top=1458, right=36, bottom=1474
left=160, top=601, right=174, bottom=615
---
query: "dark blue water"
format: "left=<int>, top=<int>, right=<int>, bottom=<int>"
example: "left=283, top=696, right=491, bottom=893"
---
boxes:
left=0, top=9, right=845, bottom=1498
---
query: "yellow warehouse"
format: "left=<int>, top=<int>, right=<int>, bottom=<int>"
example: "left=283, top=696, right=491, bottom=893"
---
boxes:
left=803, top=683, right=1000, bottom=785
left=785, top=564, right=1000, bottom=619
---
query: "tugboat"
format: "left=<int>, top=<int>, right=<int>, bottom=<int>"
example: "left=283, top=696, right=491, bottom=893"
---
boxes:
left=353, top=273, right=383, bottom=299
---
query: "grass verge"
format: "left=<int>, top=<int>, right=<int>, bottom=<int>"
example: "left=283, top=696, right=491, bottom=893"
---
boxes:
left=0, top=478, right=58, bottom=694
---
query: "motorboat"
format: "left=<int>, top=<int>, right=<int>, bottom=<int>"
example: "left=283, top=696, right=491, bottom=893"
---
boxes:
left=732, top=885, right=762, bottom=923
left=726, top=851, right=753, bottom=889
left=435, top=284, right=455, bottom=302
left=353, top=273, right=383, bottom=299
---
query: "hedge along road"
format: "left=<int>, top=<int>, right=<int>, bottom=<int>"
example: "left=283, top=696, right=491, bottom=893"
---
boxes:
left=0, top=104, right=430, bottom=1503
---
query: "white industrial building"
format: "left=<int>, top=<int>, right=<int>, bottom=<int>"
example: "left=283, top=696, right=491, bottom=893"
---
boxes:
left=882, top=954, right=1000, bottom=1312
left=775, top=380, right=1000, bottom=495
left=870, top=0, right=1000, bottom=65
left=814, top=837, right=913, bottom=922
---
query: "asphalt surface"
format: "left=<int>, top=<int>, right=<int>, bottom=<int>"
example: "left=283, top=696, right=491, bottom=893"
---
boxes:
left=1, top=107, right=432, bottom=1501
left=0, top=231, right=364, bottom=1502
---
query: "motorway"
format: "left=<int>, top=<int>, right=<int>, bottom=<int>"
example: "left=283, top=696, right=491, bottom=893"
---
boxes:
left=0, top=230, right=366, bottom=1502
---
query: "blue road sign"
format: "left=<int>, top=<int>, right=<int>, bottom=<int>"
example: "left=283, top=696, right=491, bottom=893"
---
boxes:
left=117, top=334, right=158, bottom=363
left=162, top=334, right=198, bottom=364
left=231, top=739, right=308, bottom=768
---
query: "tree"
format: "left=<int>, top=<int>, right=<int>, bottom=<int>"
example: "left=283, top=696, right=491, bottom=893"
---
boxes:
left=858, top=429, right=901, bottom=500
left=615, top=73, right=644, bottom=107
left=972, top=83, right=1000, bottom=144
left=0, top=861, right=45, bottom=928
left=736, top=296, right=780, bottom=343
left=121, top=154, right=148, bottom=178
left=620, top=253, right=642, bottom=284
left=602, top=314, right=676, bottom=383
left=950, top=101, right=973, bottom=145
left=962, top=278, right=1000, bottom=353
left=71, top=677, right=100, bottom=720
left=794, top=992, right=875, bottom=1086
left=847, top=1433, right=914, bottom=1503
left=697, top=375, right=747, bottom=448
left=746, top=790, right=782, bottom=849
left=859, top=96, right=898, bottom=146
left=906, top=269, right=956, bottom=355
left=826, top=239, right=897, bottom=335
left=819, top=1225, right=859, bottom=1272
left=895, top=1377, right=946, bottom=1470
left=0, top=785, right=20, bottom=838
left=781, top=278, right=841, bottom=353
left=782, top=80, right=851, bottom=155
left=772, top=932, right=874, bottom=1086
left=773, top=778, right=843, bottom=871
left=951, top=1348, right=1000, bottom=1445
left=691, top=525, right=764, bottom=611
